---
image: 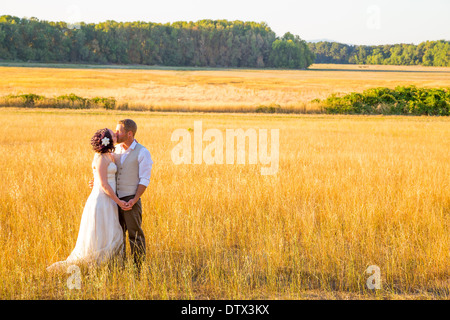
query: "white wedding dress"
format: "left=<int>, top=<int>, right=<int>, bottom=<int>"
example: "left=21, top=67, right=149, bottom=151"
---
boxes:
left=47, top=155, right=124, bottom=272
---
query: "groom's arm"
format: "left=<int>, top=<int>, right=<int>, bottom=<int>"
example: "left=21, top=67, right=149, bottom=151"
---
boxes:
left=124, top=147, right=153, bottom=209
left=124, top=184, right=147, bottom=209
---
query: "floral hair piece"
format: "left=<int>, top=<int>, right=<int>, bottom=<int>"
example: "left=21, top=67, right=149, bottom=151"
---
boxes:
left=101, top=137, right=110, bottom=146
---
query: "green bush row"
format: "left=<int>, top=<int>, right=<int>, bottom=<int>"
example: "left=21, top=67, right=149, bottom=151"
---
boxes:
left=2, top=93, right=116, bottom=109
left=318, top=86, right=450, bottom=115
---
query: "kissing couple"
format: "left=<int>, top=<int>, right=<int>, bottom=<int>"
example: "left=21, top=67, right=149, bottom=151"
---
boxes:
left=47, top=119, right=153, bottom=274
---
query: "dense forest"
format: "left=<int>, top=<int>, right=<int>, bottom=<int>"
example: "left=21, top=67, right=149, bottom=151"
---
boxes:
left=0, top=15, right=314, bottom=69
left=0, top=15, right=448, bottom=68
left=308, top=40, right=450, bottom=66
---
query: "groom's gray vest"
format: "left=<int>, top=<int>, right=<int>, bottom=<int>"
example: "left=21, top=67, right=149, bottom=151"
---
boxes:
left=116, top=143, right=144, bottom=198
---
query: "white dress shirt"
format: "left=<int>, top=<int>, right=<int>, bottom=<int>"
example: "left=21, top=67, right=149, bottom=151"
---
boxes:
left=115, top=140, right=153, bottom=187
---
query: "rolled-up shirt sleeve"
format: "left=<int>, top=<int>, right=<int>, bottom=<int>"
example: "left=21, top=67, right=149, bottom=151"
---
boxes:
left=137, top=147, right=153, bottom=187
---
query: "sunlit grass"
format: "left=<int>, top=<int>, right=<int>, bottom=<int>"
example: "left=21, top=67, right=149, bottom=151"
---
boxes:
left=1, top=63, right=449, bottom=113
left=1, top=108, right=449, bottom=299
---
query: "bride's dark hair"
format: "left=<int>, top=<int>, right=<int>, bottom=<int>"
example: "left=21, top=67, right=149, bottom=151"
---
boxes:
left=91, top=128, right=115, bottom=154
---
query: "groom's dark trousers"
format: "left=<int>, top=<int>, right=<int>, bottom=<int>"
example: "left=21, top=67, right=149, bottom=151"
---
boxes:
left=118, top=195, right=146, bottom=270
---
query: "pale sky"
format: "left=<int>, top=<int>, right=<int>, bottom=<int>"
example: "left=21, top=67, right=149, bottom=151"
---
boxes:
left=2, top=0, right=449, bottom=45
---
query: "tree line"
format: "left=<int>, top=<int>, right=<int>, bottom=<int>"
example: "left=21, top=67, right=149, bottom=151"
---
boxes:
left=1, top=15, right=447, bottom=68
left=308, top=40, right=450, bottom=67
left=0, top=15, right=314, bottom=69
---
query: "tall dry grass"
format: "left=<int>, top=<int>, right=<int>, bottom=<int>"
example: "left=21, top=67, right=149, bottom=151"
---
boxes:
left=1, top=63, right=449, bottom=113
left=0, top=108, right=448, bottom=299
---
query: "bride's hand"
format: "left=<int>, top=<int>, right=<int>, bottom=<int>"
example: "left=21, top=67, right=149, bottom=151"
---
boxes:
left=125, top=198, right=137, bottom=209
left=88, top=178, right=94, bottom=189
left=118, top=200, right=132, bottom=211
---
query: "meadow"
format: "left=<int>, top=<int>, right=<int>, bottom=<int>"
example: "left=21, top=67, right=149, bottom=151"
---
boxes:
left=0, top=107, right=449, bottom=299
left=0, top=63, right=449, bottom=299
left=0, top=62, right=449, bottom=113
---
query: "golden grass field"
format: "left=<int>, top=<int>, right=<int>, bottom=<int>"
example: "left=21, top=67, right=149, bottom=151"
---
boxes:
left=0, top=63, right=449, bottom=299
left=1, top=63, right=449, bottom=112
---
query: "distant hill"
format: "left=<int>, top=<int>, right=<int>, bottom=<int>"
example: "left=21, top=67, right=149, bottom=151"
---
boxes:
left=307, top=38, right=337, bottom=43
left=307, top=39, right=356, bottom=46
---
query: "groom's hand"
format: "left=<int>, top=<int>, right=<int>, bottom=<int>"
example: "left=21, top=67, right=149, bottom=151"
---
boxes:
left=118, top=200, right=132, bottom=211
left=125, top=198, right=138, bottom=209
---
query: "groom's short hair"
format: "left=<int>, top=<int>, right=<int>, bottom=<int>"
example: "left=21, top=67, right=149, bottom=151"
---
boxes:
left=118, top=119, right=137, bottom=136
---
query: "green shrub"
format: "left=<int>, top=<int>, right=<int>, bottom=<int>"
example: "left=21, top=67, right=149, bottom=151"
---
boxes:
left=318, top=86, right=450, bottom=115
left=8, top=93, right=45, bottom=107
left=56, top=93, right=89, bottom=109
left=90, top=97, right=116, bottom=110
left=0, top=93, right=117, bottom=110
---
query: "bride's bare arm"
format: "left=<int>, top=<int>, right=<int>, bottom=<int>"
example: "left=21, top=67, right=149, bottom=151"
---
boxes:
left=95, top=154, right=127, bottom=209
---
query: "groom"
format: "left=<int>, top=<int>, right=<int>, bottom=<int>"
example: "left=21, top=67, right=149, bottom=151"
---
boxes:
left=114, top=119, right=153, bottom=272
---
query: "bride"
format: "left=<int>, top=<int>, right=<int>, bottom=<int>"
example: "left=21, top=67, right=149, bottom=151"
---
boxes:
left=47, top=128, right=126, bottom=272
